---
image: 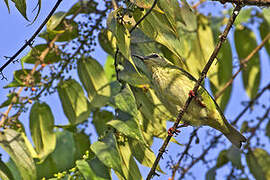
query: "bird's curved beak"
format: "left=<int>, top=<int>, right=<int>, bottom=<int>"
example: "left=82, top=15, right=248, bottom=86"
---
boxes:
left=132, top=54, right=145, bottom=61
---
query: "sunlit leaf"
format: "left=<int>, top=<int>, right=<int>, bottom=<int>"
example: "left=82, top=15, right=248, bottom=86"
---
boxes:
left=0, top=129, right=36, bottom=179
left=77, top=56, right=111, bottom=108
left=30, top=102, right=56, bottom=163
left=98, top=29, right=117, bottom=56
left=246, top=148, right=270, bottom=180
left=90, top=133, right=124, bottom=177
left=235, top=27, right=261, bottom=99
left=57, top=79, right=91, bottom=124
left=233, top=8, right=252, bottom=26
left=117, top=141, right=142, bottom=180
left=47, top=12, right=67, bottom=31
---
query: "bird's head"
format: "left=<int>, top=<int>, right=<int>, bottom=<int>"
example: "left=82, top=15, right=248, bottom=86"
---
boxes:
left=133, top=53, right=170, bottom=70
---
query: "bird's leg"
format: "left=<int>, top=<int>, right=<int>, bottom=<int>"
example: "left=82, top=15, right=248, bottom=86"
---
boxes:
left=188, top=90, right=206, bottom=108
left=168, top=122, right=189, bottom=136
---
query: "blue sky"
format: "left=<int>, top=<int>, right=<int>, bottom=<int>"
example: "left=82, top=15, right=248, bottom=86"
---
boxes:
left=0, top=1, right=270, bottom=179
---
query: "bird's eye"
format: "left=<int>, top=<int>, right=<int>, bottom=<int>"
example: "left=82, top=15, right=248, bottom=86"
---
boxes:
left=149, top=53, right=159, bottom=58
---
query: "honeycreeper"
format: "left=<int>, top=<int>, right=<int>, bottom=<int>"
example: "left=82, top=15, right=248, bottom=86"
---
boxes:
left=133, top=53, right=246, bottom=148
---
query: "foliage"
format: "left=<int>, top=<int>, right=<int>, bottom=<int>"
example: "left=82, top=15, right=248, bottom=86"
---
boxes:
left=0, top=0, right=270, bottom=179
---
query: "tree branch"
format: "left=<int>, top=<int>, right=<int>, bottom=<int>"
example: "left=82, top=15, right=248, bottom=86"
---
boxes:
left=212, top=0, right=270, bottom=6
left=0, top=0, right=63, bottom=74
left=146, top=5, right=243, bottom=179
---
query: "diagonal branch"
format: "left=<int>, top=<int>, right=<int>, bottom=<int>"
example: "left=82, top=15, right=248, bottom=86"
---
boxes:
left=146, top=5, right=243, bottom=180
left=213, top=0, right=270, bottom=6
left=215, top=32, right=270, bottom=99
left=0, top=0, right=63, bottom=73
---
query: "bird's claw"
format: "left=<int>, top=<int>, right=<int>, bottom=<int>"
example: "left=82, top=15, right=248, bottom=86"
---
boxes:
left=168, top=127, right=180, bottom=136
left=189, top=90, right=195, bottom=97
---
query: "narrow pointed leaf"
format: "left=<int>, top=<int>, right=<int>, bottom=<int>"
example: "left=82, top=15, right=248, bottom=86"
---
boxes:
left=235, top=27, right=261, bottom=99
left=90, top=133, right=124, bottom=177
left=57, top=79, right=91, bottom=124
left=0, top=159, right=14, bottom=180
left=227, top=146, right=242, bottom=169
left=259, top=20, right=270, bottom=58
left=11, top=0, right=28, bottom=21
left=47, top=12, right=67, bottom=31
left=30, top=102, right=56, bottom=163
left=77, top=57, right=111, bottom=108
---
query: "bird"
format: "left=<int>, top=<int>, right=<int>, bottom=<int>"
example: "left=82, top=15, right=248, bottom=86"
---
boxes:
left=133, top=53, right=247, bottom=148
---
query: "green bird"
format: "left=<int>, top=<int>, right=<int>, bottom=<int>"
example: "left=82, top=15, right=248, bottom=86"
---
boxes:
left=133, top=53, right=246, bottom=148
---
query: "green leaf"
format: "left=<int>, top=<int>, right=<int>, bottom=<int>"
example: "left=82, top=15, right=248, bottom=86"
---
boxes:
left=47, top=12, right=67, bottom=31
left=227, top=146, right=242, bottom=169
left=30, top=102, right=56, bottom=163
left=179, top=0, right=197, bottom=31
left=73, top=131, right=91, bottom=160
left=259, top=20, right=270, bottom=58
left=206, top=167, right=217, bottom=180
left=67, top=0, right=98, bottom=16
left=77, top=56, right=111, bottom=108
left=216, top=150, right=229, bottom=168
left=39, top=20, right=79, bottom=42
left=92, top=110, right=113, bottom=136
left=129, top=139, right=163, bottom=173
left=4, top=69, right=41, bottom=88
left=235, top=27, right=261, bottom=99
left=266, top=119, right=270, bottom=139
left=3, top=0, right=10, bottom=12
left=246, top=148, right=270, bottom=180
left=90, top=133, right=124, bottom=177
left=11, top=0, right=28, bottom=21
left=0, top=159, right=14, bottom=180
left=98, top=29, right=117, bottom=56
left=0, top=129, right=37, bottom=179
left=36, top=130, right=76, bottom=179
left=262, top=8, right=270, bottom=25
left=104, top=55, right=116, bottom=82
left=6, top=159, right=21, bottom=180
left=117, top=141, right=142, bottom=180
left=0, top=93, right=19, bottom=108
left=21, top=44, right=61, bottom=64
left=233, top=8, right=252, bottom=26
left=57, top=79, right=91, bottom=124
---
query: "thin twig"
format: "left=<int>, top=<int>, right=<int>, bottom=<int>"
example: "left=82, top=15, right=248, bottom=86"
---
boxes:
left=213, top=0, right=270, bottom=6
left=171, top=128, right=199, bottom=180
left=146, top=5, right=243, bottom=179
left=215, top=32, right=270, bottom=99
left=177, top=82, right=270, bottom=179
left=0, top=0, right=63, bottom=73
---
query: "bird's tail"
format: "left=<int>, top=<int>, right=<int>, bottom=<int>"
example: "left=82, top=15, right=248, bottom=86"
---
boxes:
left=224, top=124, right=247, bottom=148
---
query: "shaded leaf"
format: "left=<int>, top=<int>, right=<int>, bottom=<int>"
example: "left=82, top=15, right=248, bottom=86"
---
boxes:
left=266, top=119, right=270, bottom=139
left=235, top=27, right=261, bottom=99
left=246, top=148, right=270, bottom=180
left=73, top=131, right=91, bottom=160
left=227, top=146, right=242, bottom=169
left=39, top=20, right=79, bottom=42
left=206, top=167, right=217, bottom=180
left=30, top=102, right=56, bottom=163
left=0, top=93, right=19, bottom=108
left=92, top=110, right=113, bottom=136
left=4, top=69, right=41, bottom=88
left=90, top=133, right=124, bottom=177
left=57, top=79, right=91, bottom=124
left=98, top=29, right=117, bottom=56
left=216, top=150, right=229, bottom=168
left=77, top=57, right=111, bottom=108
left=259, top=20, right=270, bottom=58
left=11, top=0, right=28, bottom=21
left=0, top=159, right=14, bottom=180
left=21, top=44, right=61, bottom=64
left=67, top=0, right=98, bottom=16
left=0, top=129, right=36, bottom=179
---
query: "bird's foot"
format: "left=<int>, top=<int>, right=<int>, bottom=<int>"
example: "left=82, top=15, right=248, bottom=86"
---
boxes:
left=168, top=123, right=189, bottom=136
left=168, top=127, right=180, bottom=136
left=189, top=90, right=206, bottom=108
